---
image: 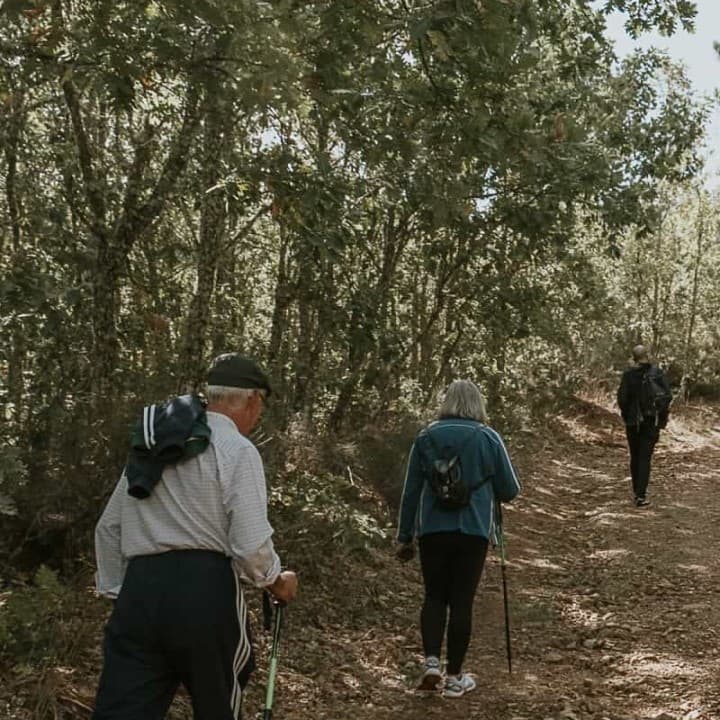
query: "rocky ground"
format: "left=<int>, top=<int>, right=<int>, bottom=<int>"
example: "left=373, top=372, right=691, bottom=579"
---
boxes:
left=3, top=396, right=720, bottom=720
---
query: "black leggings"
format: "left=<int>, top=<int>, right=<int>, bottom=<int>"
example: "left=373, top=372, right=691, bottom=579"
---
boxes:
left=419, top=532, right=488, bottom=675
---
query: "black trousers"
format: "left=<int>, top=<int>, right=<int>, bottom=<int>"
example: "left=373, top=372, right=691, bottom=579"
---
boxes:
left=418, top=532, right=488, bottom=676
left=626, top=422, right=660, bottom=499
left=93, top=550, right=255, bottom=720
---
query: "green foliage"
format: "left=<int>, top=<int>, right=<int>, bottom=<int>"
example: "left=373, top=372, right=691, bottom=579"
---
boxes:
left=0, top=0, right=717, bottom=560
left=0, top=566, right=88, bottom=667
left=0, top=444, right=27, bottom=517
left=600, top=183, right=720, bottom=394
left=602, top=0, right=697, bottom=37
left=280, top=470, right=387, bottom=546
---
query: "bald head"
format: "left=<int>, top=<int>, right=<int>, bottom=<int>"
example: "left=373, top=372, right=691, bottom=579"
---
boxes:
left=632, top=345, right=649, bottom=363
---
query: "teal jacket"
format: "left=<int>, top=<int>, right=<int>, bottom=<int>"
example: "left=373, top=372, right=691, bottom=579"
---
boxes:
left=397, top=417, right=521, bottom=544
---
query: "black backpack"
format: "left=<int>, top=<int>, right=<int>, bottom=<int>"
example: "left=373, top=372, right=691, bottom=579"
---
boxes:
left=639, top=367, right=672, bottom=420
left=420, top=426, right=481, bottom=511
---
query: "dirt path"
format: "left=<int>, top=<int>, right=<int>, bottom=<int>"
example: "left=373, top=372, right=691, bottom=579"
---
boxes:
left=10, top=398, right=719, bottom=720
left=266, top=399, right=720, bottom=720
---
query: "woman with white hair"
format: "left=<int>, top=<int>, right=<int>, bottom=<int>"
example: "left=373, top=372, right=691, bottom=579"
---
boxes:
left=397, top=380, right=521, bottom=698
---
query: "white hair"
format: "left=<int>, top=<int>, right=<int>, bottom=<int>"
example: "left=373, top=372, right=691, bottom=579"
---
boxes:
left=206, top=385, right=265, bottom=406
left=438, top=379, right=488, bottom=423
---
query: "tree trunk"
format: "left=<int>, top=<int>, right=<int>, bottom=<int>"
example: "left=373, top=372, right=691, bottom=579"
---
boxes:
left=268, top=226, right=293, bottom=402
left=3, top=90, right=26, bottom=426
left=92, top=235, right=121, bottom=403
left=681, top=193, right=707, bottom=400
left=178, top=89, right=233, bottom=392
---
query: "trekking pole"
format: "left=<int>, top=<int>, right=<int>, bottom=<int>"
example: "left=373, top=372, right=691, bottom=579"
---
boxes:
left=496, top=503, right=513, bottom=674
left=263, top=593, right=284, bottom=720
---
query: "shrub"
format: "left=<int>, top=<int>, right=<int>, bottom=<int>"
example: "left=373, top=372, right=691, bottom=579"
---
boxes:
left=0, top=565, right=90, bottom=668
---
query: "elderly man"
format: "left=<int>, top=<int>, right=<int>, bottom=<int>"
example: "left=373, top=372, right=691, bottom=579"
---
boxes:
left=93, top=353, right=297, bottom=720
left=617, top=345, right=672, bottom=507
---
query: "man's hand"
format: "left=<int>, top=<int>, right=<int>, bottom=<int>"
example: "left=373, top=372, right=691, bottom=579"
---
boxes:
left=396, top=541, right=415, bottom=562
left=268, top=570, right=298, bottom=603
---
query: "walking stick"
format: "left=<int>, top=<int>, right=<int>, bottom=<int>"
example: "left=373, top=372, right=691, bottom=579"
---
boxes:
left=263, top=593, right=284, bottom=720
left=496, top=503, right=512, bottom=674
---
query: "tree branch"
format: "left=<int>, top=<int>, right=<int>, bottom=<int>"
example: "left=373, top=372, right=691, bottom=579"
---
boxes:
left=114, top=82, right=201, bottom=253
left=117, top=120, right=155, bottom=230
left=3, top=89, right=25, bottom=252
left=221, top=203, right=272, bottom=253
left=61, top=75, right=107, bottom=234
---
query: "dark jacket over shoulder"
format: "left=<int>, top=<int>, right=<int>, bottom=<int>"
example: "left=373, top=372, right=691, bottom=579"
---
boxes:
left=617, top=363, right=671, bottom=429
left=126, top=394, right=211, bottom=499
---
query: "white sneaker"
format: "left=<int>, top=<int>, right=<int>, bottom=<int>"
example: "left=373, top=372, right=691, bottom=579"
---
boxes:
left=416, top=656, right=442, bottom=691
left=443, top=673, right=476, bottom=698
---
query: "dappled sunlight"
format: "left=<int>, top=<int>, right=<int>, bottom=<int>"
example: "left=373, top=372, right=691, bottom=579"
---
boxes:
left=555, top=414, right=620, bottom=446
left=660, top=423, right=720, bottom=455
left=676, top=563, right=710, bottom=575
left=549, top=458, right=601, bottom=475
left=515, top=557, right=565, bottom=571
left=561, top=597, right=605, bottom=628
left=155, top=404, right=720, bottom=720
left=3, top=0, right=720, bottom=710
left=523, top=526, right=550, bottom=536
left=10, top=395, right=719, bottom=720
left=521, top=546, right=542, bottom=555
left=678, top=470, right=718, bottom=482
left=675, top=526, right=700, bottom=536
left=522, top=506, right=570, bottom=521
left=587, top=510, right=644, bottom=525
left=573, top=393, right=622, bottom=417
left=621, top=650, right=705, bottom=680
left=548, top=460, right=616, bottom=484
left=588, top=548, right=630, bottom=561
left=559, top=485, right=586, bottom=495
left=486, top=400, right=720, bottom=719
left=666, top=500, right=704, bottom=511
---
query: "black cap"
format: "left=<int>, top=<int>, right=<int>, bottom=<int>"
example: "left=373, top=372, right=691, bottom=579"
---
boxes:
left=207, top=353, right=272, bottom=396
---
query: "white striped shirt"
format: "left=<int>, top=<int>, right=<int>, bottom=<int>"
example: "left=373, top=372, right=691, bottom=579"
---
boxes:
left=95, top=411, right=281, bottom=598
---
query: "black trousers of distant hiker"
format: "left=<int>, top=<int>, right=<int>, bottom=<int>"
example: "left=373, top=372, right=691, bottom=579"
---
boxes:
left=626, top=421, right=660, bottom=500
left=419, top=532, right=488, bottom=675
left=93, top=550, right=255, bottom=720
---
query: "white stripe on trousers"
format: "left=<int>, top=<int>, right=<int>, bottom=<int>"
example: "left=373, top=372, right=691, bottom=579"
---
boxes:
left=231, top=571, right=252, bottom=720
left=143, top=406, right=151, bottom=449
left=142, top=404, right=158, bottom=449
left=148, top=404, right=156, bottom=447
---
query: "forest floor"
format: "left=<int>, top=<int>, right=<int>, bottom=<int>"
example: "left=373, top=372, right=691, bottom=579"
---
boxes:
left=3, top=396, right=720, bottom=720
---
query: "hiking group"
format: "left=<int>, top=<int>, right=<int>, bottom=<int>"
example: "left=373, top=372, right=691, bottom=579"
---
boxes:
left=90, top=346, right=671, bottom=717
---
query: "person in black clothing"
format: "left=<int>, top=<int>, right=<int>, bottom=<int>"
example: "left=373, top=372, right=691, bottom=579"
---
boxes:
left=617, top=345, right=672, bottom=507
